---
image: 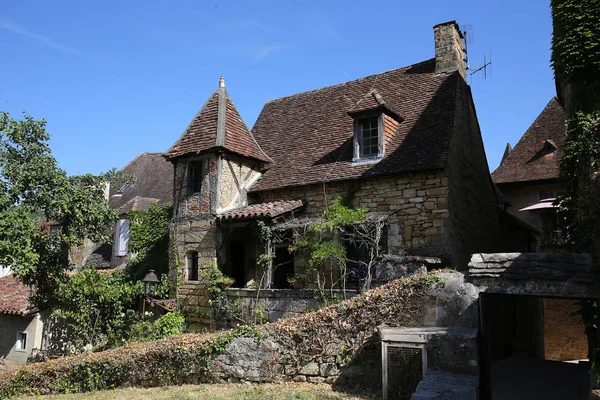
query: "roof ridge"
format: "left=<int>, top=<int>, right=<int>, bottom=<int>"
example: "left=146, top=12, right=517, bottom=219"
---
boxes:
left=263, top=58, right=435, bottom=105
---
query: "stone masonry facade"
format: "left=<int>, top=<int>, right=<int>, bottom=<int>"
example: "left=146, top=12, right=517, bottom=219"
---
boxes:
left=255, top=171, right=451, bottom=260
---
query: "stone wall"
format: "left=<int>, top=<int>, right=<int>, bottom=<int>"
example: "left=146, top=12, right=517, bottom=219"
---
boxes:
left=217, top=288, right=358, bottom=327
left=543, top=298, right=588, bottom=361
left=253, top=172, right=451, bottom=261
left=469, top=252, right=600, bottom=298
left=446, top=78, right=504, bottom=270
left=211, top=273, right=480, bottom=388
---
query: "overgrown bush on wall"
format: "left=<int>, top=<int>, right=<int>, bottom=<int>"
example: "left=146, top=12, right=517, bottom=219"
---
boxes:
left=0, top=326, right=261, bottom=398
left=0, top=271, right=444, bottom=397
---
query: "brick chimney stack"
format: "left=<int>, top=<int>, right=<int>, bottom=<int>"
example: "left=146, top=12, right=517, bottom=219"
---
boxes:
left=434, top=21, right=466, bottom=79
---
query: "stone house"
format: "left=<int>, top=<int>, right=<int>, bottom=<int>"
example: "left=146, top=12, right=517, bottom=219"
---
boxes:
left=0, top=275, right=44, bottom=371
left=492, top=97, right=565, bottom=250
left=71, top=152, right=173, bottom=269
left=164, top=21, right=529, bottom=321
left=490, top=98, right=587, bottom=362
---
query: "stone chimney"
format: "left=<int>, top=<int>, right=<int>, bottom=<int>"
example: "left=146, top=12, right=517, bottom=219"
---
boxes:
left=434, top=21, right=466, bottom=79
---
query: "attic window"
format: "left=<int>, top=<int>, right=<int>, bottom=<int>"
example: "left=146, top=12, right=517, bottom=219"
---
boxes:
left=543, top=139, right=557, bottom=153
left=118, top=182, right=133, bottom=194
left=353, top=114, right=384, bottom=162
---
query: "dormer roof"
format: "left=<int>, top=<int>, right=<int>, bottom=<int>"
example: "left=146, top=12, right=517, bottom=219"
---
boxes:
left=165, top=77, right=271, bottom=163
left=347, top=89, right=403, bottom=121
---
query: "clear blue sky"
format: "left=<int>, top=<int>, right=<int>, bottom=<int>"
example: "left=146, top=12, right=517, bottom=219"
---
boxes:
left=0, top=1, right=555, bottom=176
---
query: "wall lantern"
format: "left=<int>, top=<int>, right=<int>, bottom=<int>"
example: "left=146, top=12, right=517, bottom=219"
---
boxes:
left=142, top=270, right=160, bottom=297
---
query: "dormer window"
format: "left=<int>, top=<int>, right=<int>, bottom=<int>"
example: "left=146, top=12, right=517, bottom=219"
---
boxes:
left=355, top=115, right=383, bottom=161
left=360, top=117, right=380, bottom=158
left=347, top=89, right=402, bottom=163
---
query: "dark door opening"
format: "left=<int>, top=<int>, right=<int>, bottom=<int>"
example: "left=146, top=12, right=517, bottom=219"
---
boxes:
left=272, top=246, right=294, bottom=289
left=479, top=293, right=590, bottom=400
left=228, top=240, right=246, bottom=288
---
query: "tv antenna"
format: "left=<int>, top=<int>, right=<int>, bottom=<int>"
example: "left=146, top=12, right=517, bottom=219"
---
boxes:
left=461, top=24, right=492, bottom=81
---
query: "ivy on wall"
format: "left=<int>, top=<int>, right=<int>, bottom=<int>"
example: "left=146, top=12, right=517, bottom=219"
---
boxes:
left=128, top=203, right=173, bottom=297
left=551, top=0, right=600, bottom=84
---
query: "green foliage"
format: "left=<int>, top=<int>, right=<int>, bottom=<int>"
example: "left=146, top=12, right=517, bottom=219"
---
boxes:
left=551, top=0, right=600, bottom=84
left=52, top=266, right=142, bottom=352
left=312, top=197, right=368, bottom=233
left=0, top=326, right=262, bottom=397
left=129, top=312, right=187, bottom=343
left=127, top=203, right=173, bottom=291
left=0, top=111, right=116, bottom=308
left=557, top=112, right=600, bottom=249
left=203, top=263, right=235, bottom=294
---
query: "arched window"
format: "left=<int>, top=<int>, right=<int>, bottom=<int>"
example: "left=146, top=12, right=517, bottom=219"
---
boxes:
left=187, top=251, right=199, bottom=281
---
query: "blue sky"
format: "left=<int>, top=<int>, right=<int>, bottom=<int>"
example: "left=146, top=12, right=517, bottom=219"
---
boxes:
left=0, top=1, right=555, bottom=176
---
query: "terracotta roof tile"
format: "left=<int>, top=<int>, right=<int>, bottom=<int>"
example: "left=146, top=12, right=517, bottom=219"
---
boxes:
left=218, top=200, right=305, bottom=221
left=250, top=59, right=459, bottom=192
left=492, top=98, right=565, bottom=184
left=0, top=275, right=36, bottom=316
left=165, top=81, right=271, bottom=163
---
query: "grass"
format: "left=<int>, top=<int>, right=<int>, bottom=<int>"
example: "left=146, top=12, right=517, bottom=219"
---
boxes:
left=15, top=383, right=379, bottom=400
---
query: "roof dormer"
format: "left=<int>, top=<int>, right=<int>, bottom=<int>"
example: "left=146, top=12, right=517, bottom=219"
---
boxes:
left=347, top=89, right=403, bottom=163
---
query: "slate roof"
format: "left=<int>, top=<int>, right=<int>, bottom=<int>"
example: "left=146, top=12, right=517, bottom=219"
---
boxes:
left=0, top=275, right=36, bottom=316
left=218, top=200, right=305, bottom=221
left=109, top=152, right=173, bottom=213
left=165, top=78, right=271, bottom=163
left=492, top=98, right=565, bottom=184
left=250, top=59, right=460, bottom=192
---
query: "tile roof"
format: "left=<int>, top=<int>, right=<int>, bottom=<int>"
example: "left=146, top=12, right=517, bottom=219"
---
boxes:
left=348, top=89, right=402, bottom=120
left=109, top=152, right=173, bottom=212
left=250, top=59, right=460, bottom=192
left=492, top=98, right=565, bottom=184
left=0, top=275, right=36, bottom=316
left=218, top=200, right=305, bottom=221
left=165, top=78, right=271, bottom=163
left=117, top=196, right=161, bottom=214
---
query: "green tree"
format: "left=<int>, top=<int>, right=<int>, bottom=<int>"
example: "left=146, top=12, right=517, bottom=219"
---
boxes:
left=0, top=112, right=116, bottom=308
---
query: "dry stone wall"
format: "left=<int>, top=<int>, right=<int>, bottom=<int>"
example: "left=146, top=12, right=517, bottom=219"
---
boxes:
left=211, top=273, right=480, bottom=387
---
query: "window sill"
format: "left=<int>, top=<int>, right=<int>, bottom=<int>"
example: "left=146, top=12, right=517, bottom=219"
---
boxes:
left=352, top=155, right=383, bottom=165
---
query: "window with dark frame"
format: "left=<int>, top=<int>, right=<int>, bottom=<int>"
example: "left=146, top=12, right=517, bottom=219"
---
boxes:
left=359, top=117, right=379, bottom=158
left=187, top=161, right=203, bottom=195
left=187, top=251, right=199, bottom=281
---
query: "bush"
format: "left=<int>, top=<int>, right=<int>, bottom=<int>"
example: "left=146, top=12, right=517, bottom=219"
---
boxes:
left=129, top=312, right=187, bottom=343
